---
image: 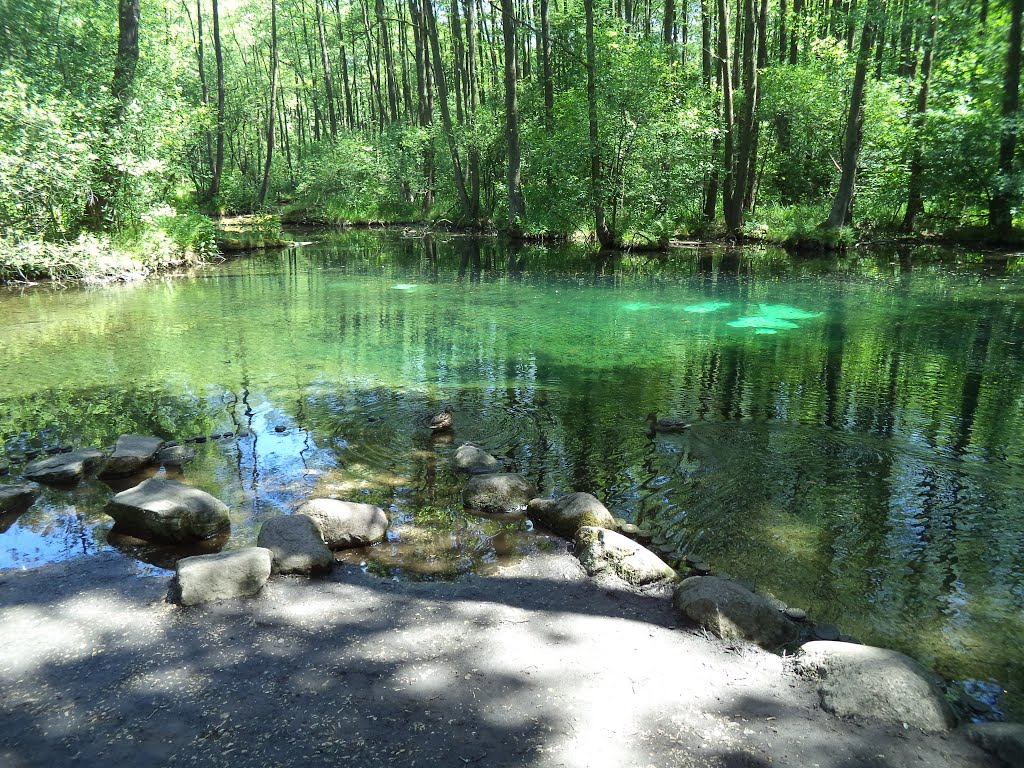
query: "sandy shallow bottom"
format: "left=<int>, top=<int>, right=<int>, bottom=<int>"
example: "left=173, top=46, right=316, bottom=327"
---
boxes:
left=0, top=550, right=999, bottom=768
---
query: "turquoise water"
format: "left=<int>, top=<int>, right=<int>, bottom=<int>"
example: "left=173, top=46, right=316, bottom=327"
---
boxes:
left=1, top=232, right=1023, bottom=717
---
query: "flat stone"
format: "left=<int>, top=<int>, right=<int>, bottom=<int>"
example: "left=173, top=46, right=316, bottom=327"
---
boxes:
left=814, top=623, right=841, bottom=641
left=784, top=607, right=808, bottom=621
left=24, top=447, right=107, bottom=484
left=794, top=641, right=955, bottom=732
left=157, top=445, right=197, bottom=467
left=463, top=473, right=536, bottom=514
left=673, top=576, right=798, bottom=649
left=619, top=523, right=640, bottom=535
left=526, top=492, right=616, bottom=538
left=175, top=548, right=274, bottom=606
left=295, top=498, right=389, bottom=549
left=0, top=483, right=40, bottom=514
left=453, top=443, right=500, bottom=474
left=257, top=515, right=334, bottom=575
left=963, top=722, right=1024, bottom=767
left=105, top=478, right=231, bottom=543
left=99, top=435, right=165, bottom=477
left=575, top=526, right=678, bottom=586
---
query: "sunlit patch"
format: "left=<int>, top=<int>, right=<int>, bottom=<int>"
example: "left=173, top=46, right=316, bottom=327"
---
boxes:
left=757, top=303, right=823, bottom=320
left=754, top=328, right=779, bottom=335
left=726, top=316, right=800, bottom=330
left=683, top=301, right=733, bottom=314
left=392, top=283, right=418, bottom=290
left=621, top=301, right=663, bottom=311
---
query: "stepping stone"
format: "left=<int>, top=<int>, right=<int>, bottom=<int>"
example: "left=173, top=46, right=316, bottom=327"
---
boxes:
left=105, top=478, right=231, bottom=543
left=576, top=526, right=678, bottom=586
left=295, top=498, right=389, bottom=549
left=100, top=435, right=164, bottom=478
left=526, top=492, right=615, bottom=538
left=673, top=576, right=798, bottom=649
left=257, top=515, right=334, bottom=575
left=157, top=445, right=197, bottom=467
left=453, top=443, right=500, bottom=474
left=0, top=483, right=40, bottom=514
left=24, top=447, right=107, bottom=484
left=175, top=547, right=274, bottom=606
left=463, top=473, right=536, bottom=514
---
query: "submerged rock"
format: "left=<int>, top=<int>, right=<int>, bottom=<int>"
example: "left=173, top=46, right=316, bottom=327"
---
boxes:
left=99, top=435, right=165, bottom=478
left=24, top=447, right=108, bottom=484
left=526, top=492, right=616, bottom=539
left=963, top=722, right=1024, bottom=767
left=672, top=576, right=798, bottom=650
left=575, top=526, right=678, bottom=586
left=0, top=483, right=40, bottom=514
left=105, top=478, right=231, bottom=543
left=175, top=547, right=274, bottom=606
left=794, top=640, right=955, bottom=732
left=157, top=444, right=197, bottom=467
left=462, top=473, right=536, bottom=514
left=295, top=498, right=388, bottom=549
left=453, top=443, right=500, bottom=474
left=257, top=515, right=334, bottom=575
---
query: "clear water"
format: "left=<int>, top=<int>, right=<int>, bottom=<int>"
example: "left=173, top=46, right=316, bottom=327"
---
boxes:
left=1, top=231, right=1023, bottom=718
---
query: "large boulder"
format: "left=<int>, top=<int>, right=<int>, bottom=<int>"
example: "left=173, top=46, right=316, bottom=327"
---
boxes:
left=256, top=515, right=334, bottom=575
left=453, top=443, right=500, bottom=474
left=794, top=640, right=955, bottom=732
left=673, top=576, right=798, bottom=649
left=99, top=435, right=165, bottom=478
left=963, top=722, right=1024, bottom=767
left=0, top=483, right=39, bottom=514
left=295, top=498, right=388, bottom=549
left=24, top=447, right=107, bottom=484
left=175, top=547, right=274, bottom=606
left=527, top=493, right=616, bottom=538
left=462, top=473, right=536, bottom=514
left=575, top=526, right=678, bottom=586
left=105, top=478, right=231, bottom=543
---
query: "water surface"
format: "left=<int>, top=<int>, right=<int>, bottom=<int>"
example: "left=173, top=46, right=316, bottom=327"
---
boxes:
left=1, top=232, right=1022, bottom=717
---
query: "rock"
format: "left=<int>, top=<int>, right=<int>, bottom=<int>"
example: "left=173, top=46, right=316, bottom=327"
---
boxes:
left=453, top=443, right=500, bottom=474
left=814, top=623, right=841, bottom=641
left=526, top=492, right=615, bottom=538
left=784, top=607, right=808, bottom=621
left=619, top=523, right=640, bottom=536
left=99, top=435, right=165, bottom=477
left=575, top=526, right=678, bottom=586
left=24, top=447, right=107, bottom=484
left=175, top=548, right=274, bottom=606
left=295, top=498, right=389, bottom=549
left=673, top=576, right=798, bottom=649
left=463, top=473, right=536, bottom=514
left=257, top=515, right=334, bottom=575
left=105, top=478, right=231, bottom=543
left=963, top=722, right=1024, bottom=767
left=0, top=483, right=39, bottom=514
left=794, top=640, right=955, bottom=732
left=157, top=445, right=197, bottom=467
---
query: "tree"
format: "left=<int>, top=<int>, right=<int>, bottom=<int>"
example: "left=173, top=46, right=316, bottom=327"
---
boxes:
left=501, top=0, right=525, bottom=231
left=256, top=0, right=279, bottom=207
left=988, top=0, right=1022, bottom=237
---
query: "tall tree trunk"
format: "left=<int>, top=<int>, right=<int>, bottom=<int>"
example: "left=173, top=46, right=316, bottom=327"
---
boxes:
left=664, top=0, right=675, bottom=44
left=541, top=0, right=554, bottom=131
left=988, top=0, right=1022, bottom=237
left=728, top=0, right=758, bottom=230
left=376, top=0, right=400, bottom=121
left=585, top=0, right=614, bottom=246
left=315, top=0, right=338, bottom=136
left=778, top=0, right=787, bottom=62
left=901, top=0, right=937, bottom=231
left=210, top=0, right=226, bottom=197
left=501, top=0, right=525, bottom=232
left=256, top=0, right=279, bottom=208
left=701, top=0, right=712, bottom=82
left=718, top=0, right=737, bottom=228
left=193, top=0, right=214, bottom=179
left=823, top=0, right=879, bottom=229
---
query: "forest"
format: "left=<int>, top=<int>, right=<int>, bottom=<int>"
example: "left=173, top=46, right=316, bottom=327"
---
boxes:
left=0, top=0, right=1022, bottom=276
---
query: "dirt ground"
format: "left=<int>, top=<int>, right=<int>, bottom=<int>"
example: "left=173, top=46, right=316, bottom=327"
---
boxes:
left=0, top=548, right=1001, bottom=768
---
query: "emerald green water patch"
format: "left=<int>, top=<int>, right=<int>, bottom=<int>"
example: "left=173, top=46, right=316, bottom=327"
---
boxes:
left=1, top=230, right=1023, bottom=719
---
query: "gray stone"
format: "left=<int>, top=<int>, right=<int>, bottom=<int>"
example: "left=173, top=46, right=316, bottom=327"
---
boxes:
left=99, top=435, right=165, bottom=477
left=794, top=640, right=955, bottom=732
left=157, top=445, right=197, bottom=467
left=105, top=478, right=231, bottom=543
left=575, top=526, right=678, bottom=586
left=24, top=447, right=107, bottom=484
left=526, top=492, right=616, bottom=538
left=257, top=515, right=334, bottom=575
left=673, top=576, right=798, bottom=650
left=175, top=547, right=274, bottom=606
left=963, top=722, right=1024, bottom=767
left=454, top=443, right=500, bottom=473
left=0, top=483, right=39, bottom=514
left=463, top=473, right=536, bottom=514
left=295, top=498, right=388, bottom=549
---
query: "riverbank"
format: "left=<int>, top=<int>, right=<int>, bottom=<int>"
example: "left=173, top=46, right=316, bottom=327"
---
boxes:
left=0, top=548, right=1003, bottom=768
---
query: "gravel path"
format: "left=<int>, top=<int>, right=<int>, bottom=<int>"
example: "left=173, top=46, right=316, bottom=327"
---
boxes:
left=0, top=550, right=999, bottom=768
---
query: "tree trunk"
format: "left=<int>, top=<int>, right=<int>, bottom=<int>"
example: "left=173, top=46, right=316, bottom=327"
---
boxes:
left=988, top=0, right=1022, bottom=237
left=717, top=0, right=736, bottom=229
left=541, top=0, right=554, bottom=131
left=823, top=0, right=879, bottom=230
left=585, top=0, right=614, bottom=246
left=315, top=0, right=338, bottom=136
left=501, top=0, right=526, bottom=232
left=376, top=0, right=400, bottom=121
left=210, top=0, right=226, bottom=197
left=901, top=0, right=937, bottom=232
left=256, top=0, right=278, bottom=208
left=194, top=0, right=214, bottom=179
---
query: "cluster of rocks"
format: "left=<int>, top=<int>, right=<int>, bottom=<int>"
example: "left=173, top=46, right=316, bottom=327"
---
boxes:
left=452, top=440, right=1014, bottom=749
